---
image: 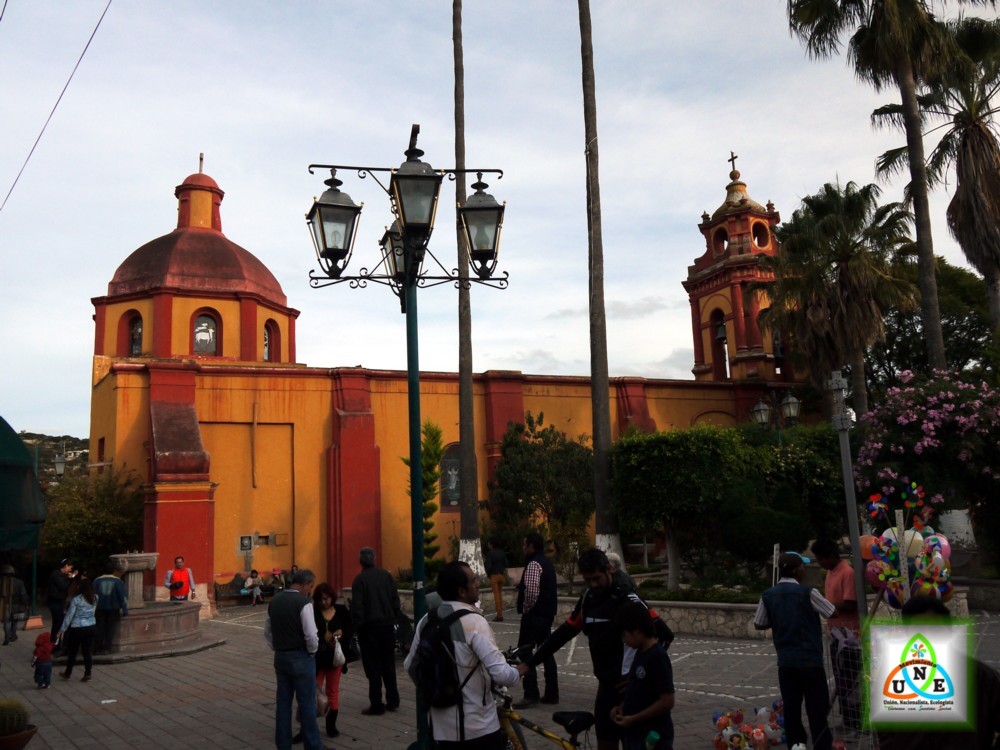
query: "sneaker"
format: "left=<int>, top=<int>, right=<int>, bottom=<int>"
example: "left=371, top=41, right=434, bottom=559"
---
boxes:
left=513, top=697, right=539, bottom=709
left=81, top=674, right=92, bottom=682
left=361, top=706, right=385, bottom=716
left=59, top=671, right=71, bottom=680
left=540, top=695, right=560, bottom=705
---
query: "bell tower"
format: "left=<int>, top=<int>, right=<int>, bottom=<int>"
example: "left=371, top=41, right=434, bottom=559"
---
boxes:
left=682, top=156, right=787, bottom=382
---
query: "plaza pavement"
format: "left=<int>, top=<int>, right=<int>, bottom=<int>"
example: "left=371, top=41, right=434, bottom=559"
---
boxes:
left=2, top=605, right=998, bottom=749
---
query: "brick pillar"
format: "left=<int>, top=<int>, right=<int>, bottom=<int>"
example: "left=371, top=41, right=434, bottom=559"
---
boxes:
left=730, top=283, right=748, bottom=352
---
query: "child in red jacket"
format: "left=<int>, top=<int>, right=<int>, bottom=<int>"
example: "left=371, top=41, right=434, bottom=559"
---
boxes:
left=32, top=632, right=53, bottom=688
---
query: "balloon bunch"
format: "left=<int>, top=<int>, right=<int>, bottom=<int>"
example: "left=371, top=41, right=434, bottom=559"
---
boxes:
left=710, top=702, right=783, bottom=748
left=858, top=482, right=953, bottom=608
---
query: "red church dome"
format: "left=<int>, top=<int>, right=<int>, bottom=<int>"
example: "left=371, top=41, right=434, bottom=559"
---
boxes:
left=107, top=172, right=286, bottom=305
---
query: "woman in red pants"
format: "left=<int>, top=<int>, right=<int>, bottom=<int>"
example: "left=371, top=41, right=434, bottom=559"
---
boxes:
left=313, top=582, right=352, bottom=737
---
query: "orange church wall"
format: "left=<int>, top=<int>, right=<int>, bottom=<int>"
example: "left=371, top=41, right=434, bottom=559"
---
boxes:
left=89, top=358, right=766, bottom=594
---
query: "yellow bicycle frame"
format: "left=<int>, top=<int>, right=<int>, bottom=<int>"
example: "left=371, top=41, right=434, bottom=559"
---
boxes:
left=498, top=707, right=579, bottom=749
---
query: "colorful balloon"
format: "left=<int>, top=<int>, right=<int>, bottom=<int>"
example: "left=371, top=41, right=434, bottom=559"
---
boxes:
left=859, top=534, right=877, bottom=560
left=866, top=559, right=893, bottom=590
left=939, top=580, right=955, bottom=603
left=924, top=534, right=952, bottom=561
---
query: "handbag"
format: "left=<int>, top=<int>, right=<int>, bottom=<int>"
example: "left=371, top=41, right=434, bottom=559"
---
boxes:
left=331, top=637, right=346, bottom=669
left=343, top=634, right=360, bottom=663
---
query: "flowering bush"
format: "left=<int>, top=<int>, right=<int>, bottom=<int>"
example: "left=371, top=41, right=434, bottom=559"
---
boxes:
left=855, top=370, right=1000, bottom=563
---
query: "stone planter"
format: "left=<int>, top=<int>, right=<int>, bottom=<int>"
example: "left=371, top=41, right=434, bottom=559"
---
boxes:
left=0, top=725, right=37, bottom=750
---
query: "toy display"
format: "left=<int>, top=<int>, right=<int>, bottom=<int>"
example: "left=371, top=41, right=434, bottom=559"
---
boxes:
left=863, top=481, right=953, bottom=608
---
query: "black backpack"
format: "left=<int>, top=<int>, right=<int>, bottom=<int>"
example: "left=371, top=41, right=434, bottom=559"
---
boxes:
left=413, top=607, right=479, bottom=710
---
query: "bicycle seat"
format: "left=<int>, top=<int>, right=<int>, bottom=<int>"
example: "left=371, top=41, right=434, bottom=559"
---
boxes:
left=552, top=711, right=596, bottom=736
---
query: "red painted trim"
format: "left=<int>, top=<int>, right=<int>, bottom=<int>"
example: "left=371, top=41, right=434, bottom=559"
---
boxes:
left=152, top=292, right=173, bottom=357
left=731, top=283, right=747, bottom=352
left=689, top=298, right=704, bottom=366
left=482, top=371, right=525, bottom=482
left=240, top=298, right=256, bottom=361
left=613, top=378, right=657, bottom=434
left=327, top=370, right=381, bottom=591
left=146, top=483, right=215, bottom=592
left=93, top=304, right=106, bottom=356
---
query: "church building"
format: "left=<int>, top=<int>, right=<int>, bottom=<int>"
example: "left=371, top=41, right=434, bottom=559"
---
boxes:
left=89, top=164, right=795, bottom=610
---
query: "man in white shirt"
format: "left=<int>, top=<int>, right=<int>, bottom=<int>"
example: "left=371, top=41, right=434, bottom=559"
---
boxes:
left=265, top=568, right=321, bottom=750
left=405, top=561, right=523, bottom=749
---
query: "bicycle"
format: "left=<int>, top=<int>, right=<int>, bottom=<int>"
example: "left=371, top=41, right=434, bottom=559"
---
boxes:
left=497, top=646, right=595, bottom=749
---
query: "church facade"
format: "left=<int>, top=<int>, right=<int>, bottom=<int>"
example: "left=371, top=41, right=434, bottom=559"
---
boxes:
left=89, top=166, right=795, bottom=609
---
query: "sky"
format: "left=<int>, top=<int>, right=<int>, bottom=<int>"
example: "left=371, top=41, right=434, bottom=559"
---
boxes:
left=0, top=1, right=991, bottom=439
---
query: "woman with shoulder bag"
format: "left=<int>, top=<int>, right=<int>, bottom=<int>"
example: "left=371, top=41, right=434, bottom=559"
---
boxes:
left=314, top=582, right=352, bottom=738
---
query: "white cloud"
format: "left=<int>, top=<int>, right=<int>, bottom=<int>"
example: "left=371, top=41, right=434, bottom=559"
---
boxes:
left=0, top=0, right=982, bottom=436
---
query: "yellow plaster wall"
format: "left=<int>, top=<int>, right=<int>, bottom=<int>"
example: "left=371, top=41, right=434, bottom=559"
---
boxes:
left=645, top=382, right=736, bottom=429
left=194, top=372, right=334, bottom=582
left=89, top=366, right=151, bottom=479
left=201, top=422, right=294, bottom=578
left=172, top=298, right=241, bottom=357
left=522, top=382, right=597, bottom=439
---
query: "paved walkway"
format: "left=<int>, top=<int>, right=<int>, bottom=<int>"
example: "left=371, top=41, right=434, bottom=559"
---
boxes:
left=2, top=606, right=998, bottom=748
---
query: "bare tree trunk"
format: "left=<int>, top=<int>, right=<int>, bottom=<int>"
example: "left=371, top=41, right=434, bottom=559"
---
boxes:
left=849, top=347, right=868, bottom=417
left=987, top=267, right=1000, bottom=337
left=453, top=0, right=484, bottom=576
left=664, top=521, right=680, bottom=591
left=577, top=0, right=620, bottom=559
left=897, top=58, right=947, bottom=370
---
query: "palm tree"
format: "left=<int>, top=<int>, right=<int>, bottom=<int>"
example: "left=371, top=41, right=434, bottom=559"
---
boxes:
left=452, top=0, right=485, bottom=575
left=758, top=181, right=918, bottom=415
left=876, top=17, right=1000, bottom=334
left=785, top=0, right=995, bottom=371
left=577, top=0, right=620, bottom=558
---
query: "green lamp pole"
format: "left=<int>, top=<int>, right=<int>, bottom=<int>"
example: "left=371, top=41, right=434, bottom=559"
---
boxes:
left=306, top=125, right=507, bottom=749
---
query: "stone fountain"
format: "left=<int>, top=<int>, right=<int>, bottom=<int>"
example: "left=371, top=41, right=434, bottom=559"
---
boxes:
left=61, top=551, right=227, bottom=663
left=110, top=551, right=159, bottom=609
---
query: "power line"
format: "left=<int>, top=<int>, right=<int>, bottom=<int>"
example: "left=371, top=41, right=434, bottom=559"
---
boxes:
left=0, top=0, right=9, bottom=25
left=0, top=0, right=113, bottom=216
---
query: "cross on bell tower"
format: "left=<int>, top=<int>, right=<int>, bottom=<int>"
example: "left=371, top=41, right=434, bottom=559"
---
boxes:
left=682, top=158, right=792, bottom=384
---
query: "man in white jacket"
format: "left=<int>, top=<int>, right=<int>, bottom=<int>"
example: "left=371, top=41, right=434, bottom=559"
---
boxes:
left=405, top=561, right=523, bottom=749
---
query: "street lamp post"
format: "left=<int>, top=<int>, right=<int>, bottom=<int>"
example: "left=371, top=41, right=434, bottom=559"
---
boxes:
left=750, top=391, right=801, bottom=446
left=306, top=125, right=506, bottom=750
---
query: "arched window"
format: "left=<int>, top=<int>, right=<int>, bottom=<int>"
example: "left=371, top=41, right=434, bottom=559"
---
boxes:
left=438, top=443, right=469, bottom=513
left=191, top=309, right=221, bottom=355
left=129, top=316, right=143, bottom=356
left=264, top=319, right=281, bottom=362
left=116, top=311, right=143, bottom=357
left=710, top=309, right=730, bottom=381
